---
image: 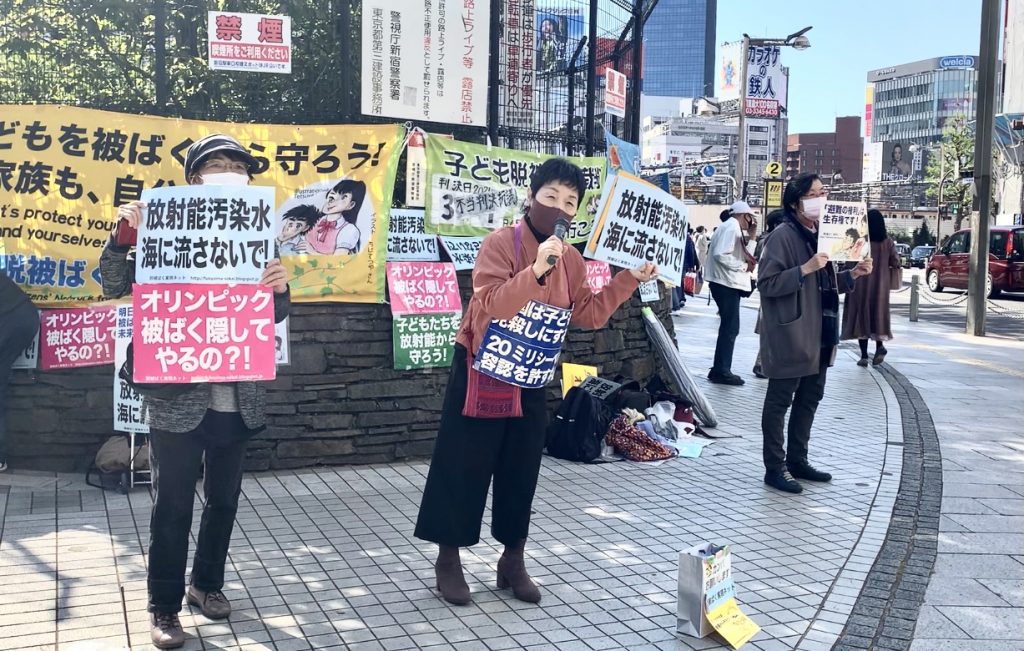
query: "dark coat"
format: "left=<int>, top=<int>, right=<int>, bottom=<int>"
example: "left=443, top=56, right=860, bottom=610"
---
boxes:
left=841, top=238, right=898, bottom=342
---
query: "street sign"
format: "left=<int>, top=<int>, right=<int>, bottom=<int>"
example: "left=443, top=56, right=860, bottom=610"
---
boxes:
left=701, top=165, right=716, bottom=178
left=763, top=179, right=783, bottom=208
left=605, top=69, right=627, bottom=118
left=764, top=161, right=783, bottom=178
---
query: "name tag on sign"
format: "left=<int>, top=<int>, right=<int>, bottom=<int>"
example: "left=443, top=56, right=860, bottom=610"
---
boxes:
left=473, top=299, right=572, bottom=389
left=639, top=280, right=660, bottom=302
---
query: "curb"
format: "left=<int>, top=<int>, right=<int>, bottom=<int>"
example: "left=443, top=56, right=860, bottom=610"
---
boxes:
left=832, top=364, right=943, bottom=651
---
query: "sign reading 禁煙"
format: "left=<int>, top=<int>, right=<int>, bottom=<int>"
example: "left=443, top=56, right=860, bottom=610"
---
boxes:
left=386, top=262, right=462, bottom=316
left=393, top=312, right=462, bottom=370
left=439, top=236, right=484, bottom=271
left=605, top=68, right=627, bottom=118
left=586, top=172, right=689, bottom=287
left=113, top=304, right=148, bottom=434
left=361, top=1, right=489, bottom=127
left=818, top=201, right=870, bottom=263
left=208, top=11, right=292, bottom=74
left=38, top=305, right=116, bottom=370
left=137, top=185, right=275, bottom=285
left=473, top=299, right=571, bottom=389
left=387, top=209, right=440, bottom=262
left=132, top=283, right=276, bottom=383
left=424, top=136, right=607, bottom=243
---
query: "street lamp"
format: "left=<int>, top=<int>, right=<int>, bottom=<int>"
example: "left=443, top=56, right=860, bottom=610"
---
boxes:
left=735, top=26, right=812, bottom=199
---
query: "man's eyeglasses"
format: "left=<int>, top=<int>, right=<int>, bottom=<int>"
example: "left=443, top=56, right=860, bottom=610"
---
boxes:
left=200, top=159, right=249, bottom=174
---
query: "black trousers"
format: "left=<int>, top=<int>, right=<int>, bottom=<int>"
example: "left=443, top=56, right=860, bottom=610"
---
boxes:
left=761, top=352, right=830, bottom=472
left=415, top=345, right=548, bottom=548
left=148, top=410, right=249, bottom=613
left=709, top=282, right=742, bottom=375
left=0, top=301, right=39, bottom=461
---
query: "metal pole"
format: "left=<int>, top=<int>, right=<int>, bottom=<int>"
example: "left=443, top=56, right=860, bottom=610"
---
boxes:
left=629, top=0, right=644, bottom=143
left=566, top=37, right=587, bottom=156
left=936, top=146, right=945, bottom=245
left=153, top=0, right=167, bottom=113
left=487, top=0, right=501, bottom=145
left=967, top=0, right=1000, bottom=337
left=736, top=36, right=750, bottom=199
left=584, top=0, right=598, bottom=156
left=910, top=275, right=920, bottom=322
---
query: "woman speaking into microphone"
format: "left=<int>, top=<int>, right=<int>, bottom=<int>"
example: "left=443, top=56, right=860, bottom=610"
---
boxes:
left=415, top=159, right=657, bottom=606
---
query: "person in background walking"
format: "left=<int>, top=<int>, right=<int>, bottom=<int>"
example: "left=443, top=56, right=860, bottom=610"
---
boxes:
left=703, top=201, right=758, bottom=386
left=757, top=173, right=873, bottom=494
left=0, top=275, right=39, bottom=473
left=752, top=209, right=786, bottom=379
left=841, top=209, right=899, bottom=366
left=694, top=225, right=711, bottom=269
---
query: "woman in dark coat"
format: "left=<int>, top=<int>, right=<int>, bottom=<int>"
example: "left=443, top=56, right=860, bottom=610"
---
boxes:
left=840, top=209, right=899, bottom=366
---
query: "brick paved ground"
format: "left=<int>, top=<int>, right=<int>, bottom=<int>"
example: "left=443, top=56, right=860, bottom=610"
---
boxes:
left=1, top=293, right=913, bottom=650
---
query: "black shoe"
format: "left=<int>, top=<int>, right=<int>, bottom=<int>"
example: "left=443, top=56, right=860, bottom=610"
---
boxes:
left=764, top=470, right=803, bottom=494
left=752, top=365, right=767, bottom=379
left=708, top=371, right=745, bottom=386
left=872, top=347, right=888, bottom=366
left=857, top=356, right=869, bottom=367
left=788, top=461, right=832, bottom=483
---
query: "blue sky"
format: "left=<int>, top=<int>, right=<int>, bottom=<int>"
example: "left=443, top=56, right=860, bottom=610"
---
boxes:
left=715, top=0, right=984, bottom=135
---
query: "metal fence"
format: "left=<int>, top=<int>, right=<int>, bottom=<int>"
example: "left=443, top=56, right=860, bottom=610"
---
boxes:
left=0, top=0, right=643, bottom=156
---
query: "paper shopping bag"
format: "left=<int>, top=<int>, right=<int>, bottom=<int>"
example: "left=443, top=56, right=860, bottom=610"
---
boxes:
left=677, top=543, right=732, bottom=638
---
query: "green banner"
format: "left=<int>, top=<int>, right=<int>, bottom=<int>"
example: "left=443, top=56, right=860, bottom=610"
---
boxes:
left=423, top=136, right=607, bottom=244
left=392, top=312, right=461, bottom=370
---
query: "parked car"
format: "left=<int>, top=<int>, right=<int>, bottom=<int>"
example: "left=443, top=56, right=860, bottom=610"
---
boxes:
left=926, top=226, right=1024, bottom=297
left=895, top=243, right=911, bottom=268
left=909, top=245, right=935, bottom=269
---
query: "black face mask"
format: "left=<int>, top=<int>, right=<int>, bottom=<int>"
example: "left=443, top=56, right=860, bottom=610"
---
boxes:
left=526, top=201, right=574, bottom=238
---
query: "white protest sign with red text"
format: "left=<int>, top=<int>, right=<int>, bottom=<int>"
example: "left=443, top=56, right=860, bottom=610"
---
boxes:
left=39, top=306, right=116, bottom=370
left=208, top=11, right=292, bottom=74
left=132, top=283, right=276, bottom=383
left=387, top=262, right=462, bottom=316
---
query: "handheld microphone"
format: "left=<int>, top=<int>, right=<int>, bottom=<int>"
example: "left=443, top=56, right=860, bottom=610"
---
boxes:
left=547, top=218, right=571, bottom=266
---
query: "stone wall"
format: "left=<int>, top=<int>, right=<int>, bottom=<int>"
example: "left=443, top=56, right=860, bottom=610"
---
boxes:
left=6, top=273, right=674, bottom=472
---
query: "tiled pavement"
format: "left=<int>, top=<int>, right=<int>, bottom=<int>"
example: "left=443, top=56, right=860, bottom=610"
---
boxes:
left=2, top=294, right=915, bottom=651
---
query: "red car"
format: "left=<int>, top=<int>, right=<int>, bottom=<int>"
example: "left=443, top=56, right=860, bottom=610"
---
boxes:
left=926, top=226, right=1024, bottom=297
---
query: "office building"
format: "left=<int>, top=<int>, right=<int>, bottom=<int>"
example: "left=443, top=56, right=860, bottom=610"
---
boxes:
left=786, top=116, right=863, bottom=183
left=642, top=0, right=716, bottom=97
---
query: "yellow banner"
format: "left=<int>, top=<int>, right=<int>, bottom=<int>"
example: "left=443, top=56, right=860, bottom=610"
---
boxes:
left=0, top=105, right=403, bottom=305
left=561, top=362, right=598, bottom=398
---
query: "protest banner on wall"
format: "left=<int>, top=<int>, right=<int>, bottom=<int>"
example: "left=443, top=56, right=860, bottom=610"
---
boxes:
left=473, top=300, right=571, bottom=389
left=585, top=260, right=612, bottom=293
left=386, top=262, right=462, bottom=315
left=605, top=133, right=640, bottom=176
left=39, top=305, right=116, bottom=370
left=387, top=209, right=440, bottom=262
left=393, top=313, right=461, bottom=370
left=274, top=317, right=290, bottom=365
left=439, top=236, right=484, bottom=271
left=586, top=172, right=689, bottom=286
left=361, top=1, right=489, bottom=127
left=0, top=105, right=402, bottom=305
left=424, top=136, right=606, bottom=243
left=208, top=11, right=292, bottom=74
left=113, top=305, right=148, bottom=434
left=561, top=362, right=597, bottom=398
left=137, top=185, right=275, bottom=285
left=12, top=329, right=40, bottom=370
left=132, top=283, right=276, bottom=383
left=819, top=201, right=870, bottom=262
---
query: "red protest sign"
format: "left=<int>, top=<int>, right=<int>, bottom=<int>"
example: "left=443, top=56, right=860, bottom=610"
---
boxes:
left=39, top=306, right=117, bottom=370
left=386, top=262, right=462, bottom=316
left=585, top=260, right=612, bottom=293
left=131, top=283, right=276, bottom=383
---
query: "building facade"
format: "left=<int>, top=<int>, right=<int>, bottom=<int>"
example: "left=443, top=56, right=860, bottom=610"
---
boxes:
left=642, top=0, right=716, bottom=97
left=786, top=116, right=863, bottom=183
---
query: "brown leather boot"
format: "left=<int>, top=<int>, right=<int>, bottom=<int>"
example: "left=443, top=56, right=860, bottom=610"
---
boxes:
left=434, top=545, right=471, bottom=605
left=496, top=539, right=541, bottom=603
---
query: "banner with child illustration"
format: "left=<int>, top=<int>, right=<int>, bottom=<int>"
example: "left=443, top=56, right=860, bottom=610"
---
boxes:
left=0, top=105, right=403, bottom=305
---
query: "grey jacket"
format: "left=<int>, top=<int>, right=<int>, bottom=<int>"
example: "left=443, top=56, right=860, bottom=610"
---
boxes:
left=99, top=241, right=290, bottom=434
left=757, top=220, right=854, bottom=380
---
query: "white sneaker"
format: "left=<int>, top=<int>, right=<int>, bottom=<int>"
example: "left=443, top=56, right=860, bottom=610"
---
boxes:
left=0, top=460, right=7, bottom=473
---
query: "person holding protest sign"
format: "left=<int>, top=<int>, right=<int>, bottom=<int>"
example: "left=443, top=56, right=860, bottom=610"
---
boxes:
left=415, top=159, right=657, bottom=606
left=703, top=201, right=758, bottom=386
left=99, top=134, right=291, bottom=649
left=0, top=275, right=39, bottom=473
left=757, top=173, right=873, bottom=494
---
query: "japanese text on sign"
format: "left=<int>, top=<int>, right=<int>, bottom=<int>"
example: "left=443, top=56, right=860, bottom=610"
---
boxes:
left=586, top=172, right=689, bottom=286
left=39, top=305, right=116, bottom=370
left=703, top=547, right=735, bottom=614
left=208, top=12, right=292, bottom=74
left=439, top=236, right=483, bottom=271
left=114, top=305, right=149, bottom=434
left=473, top=299, right=571, bottom=389
left=386, top=262, right=462, bottom=315
left=131, top=283, right=276, bottom=383
left=137, top=185, right=275, bottom=285
left=744, top=45, right=785, bottom=118
left=387, top=208, right=440, bottom=262
left=818, top=201, right=870, bottom=263
left=585, top=260, right=612, bottom=293
left=393, top=312, right=461, bottom=370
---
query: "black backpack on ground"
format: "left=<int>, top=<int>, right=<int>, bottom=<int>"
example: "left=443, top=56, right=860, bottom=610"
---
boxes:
left=545, top=387, right=615, bottom=463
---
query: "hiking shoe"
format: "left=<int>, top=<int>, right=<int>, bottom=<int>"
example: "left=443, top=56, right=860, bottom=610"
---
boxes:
left=187, top=586, right=231, bottom=620
left=764, top=470, right=803, bottom=494
left=151, top=611, right=185, bottom=649
left=708, top=371, right=745, bottom=386
left=788, top=462, right=832, bottom=483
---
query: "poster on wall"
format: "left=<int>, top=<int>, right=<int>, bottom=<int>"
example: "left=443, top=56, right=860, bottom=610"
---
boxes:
left=38, top=305, right=116, bottom=370
left=388, top=209, right=440, bottom=262
left=0, top=105, right=403, bottom=305
left=423, top=136, right=606, bottom=243
left=208, top=11, right=292, bottom=74
left=605, top=68, right=627, bottom=119
left=499, top=0, right=537, bottom=129
left=361, top=0, right=489, bottom=126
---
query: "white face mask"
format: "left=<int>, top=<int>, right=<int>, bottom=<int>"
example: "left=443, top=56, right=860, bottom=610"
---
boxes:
left=200, top=172, right=249, bottom=186
left=801, top=196, right=826, bottom=220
